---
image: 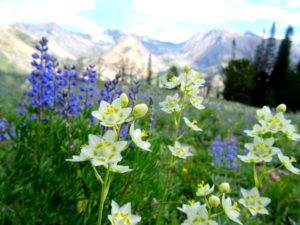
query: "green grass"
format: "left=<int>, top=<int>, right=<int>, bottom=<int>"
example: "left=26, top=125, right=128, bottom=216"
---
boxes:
left=0, top=77, right=300, bottom=225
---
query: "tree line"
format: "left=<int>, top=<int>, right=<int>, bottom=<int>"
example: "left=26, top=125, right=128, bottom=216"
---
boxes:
left=223, top=23, right=300, bottom=111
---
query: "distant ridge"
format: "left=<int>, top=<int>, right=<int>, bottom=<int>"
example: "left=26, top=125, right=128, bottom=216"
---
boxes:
left=1, top=22, right=300, bottom=78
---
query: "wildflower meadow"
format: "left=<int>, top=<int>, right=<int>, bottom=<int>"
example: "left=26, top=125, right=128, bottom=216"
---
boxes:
left=1, top=37, right=300, bottom=225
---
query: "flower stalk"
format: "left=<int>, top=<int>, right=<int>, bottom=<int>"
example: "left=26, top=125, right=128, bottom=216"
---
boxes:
left=97, top=167, right=111, bottom=225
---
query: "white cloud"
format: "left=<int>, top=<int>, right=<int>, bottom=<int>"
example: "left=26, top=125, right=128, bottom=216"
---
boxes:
left=285, top=0, right=300, bottom=9
left=127, top=0, right=300, bottom=41
left=0, top=0, right=299, bottom=43
left=0, top=0, right=105, bottom=36
left=292, top=32, right=300, bottom=42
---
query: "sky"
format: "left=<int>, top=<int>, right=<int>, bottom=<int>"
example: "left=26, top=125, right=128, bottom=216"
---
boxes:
left=0, top=0, right=300, bottom=43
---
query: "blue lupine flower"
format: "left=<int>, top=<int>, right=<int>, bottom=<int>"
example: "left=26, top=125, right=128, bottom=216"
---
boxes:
left=43, top=116, right=50, bottom=121
left=19, top=37, right=61, bottom=121
left=225, top=137, right=238, bottom=169
left=79, top=65, right=97, bottom=110
left=98, top=73, right=123, bottom=104
left=210, top=136, right=238, bottom=169
left=9, top=127, right=17, bottom=139
left=119, top=128, right=128, bottom=138
left=128, top=81, right=141, bottom=105
left=31, top=115, right=38, bottom=121
left=0, top=119, right=9, bottom=141
left=0, top=119, right=17, bottom=141
left=55, top=65, right=81, bottom=118
left=210, top=136, right=226, bottom=164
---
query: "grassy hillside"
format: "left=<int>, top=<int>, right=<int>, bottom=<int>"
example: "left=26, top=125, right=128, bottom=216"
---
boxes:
left=0, top=76, right=300, bottom=224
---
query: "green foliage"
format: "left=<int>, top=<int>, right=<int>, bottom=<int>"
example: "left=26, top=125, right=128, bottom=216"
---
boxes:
left=0, top=80, right=300, bottom=225
left=166, top=65, right=179, bottom=81
left=269, top=26, right=294, bottom=107
left=223, top=59, right=256, bottom=105
left=0, top=52, right=25, bottom=75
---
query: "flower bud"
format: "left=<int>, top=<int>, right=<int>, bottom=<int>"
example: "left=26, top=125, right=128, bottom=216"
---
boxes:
left=120, top=93, right=129, bottom=107
left=276, top=104, right=287, bottom=113
left=209, top=195, right=220, bottom=207
left=219, top=182, right=230, bottom=193
left=133, top=104, right=148, bottom=118
left=183, top=65, right=191, bottom=74
left=182, top=167, right=188, bottom=173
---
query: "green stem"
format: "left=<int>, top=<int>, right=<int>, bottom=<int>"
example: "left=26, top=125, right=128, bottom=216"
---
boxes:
left=156, top=91, right=187, bottom=225
left=176, top=129, right=188, bottom=141
left=210, top=211, right=224, bottom=218
left=97, top=167, right=111, bottom=225
left=266, top=164, right=283, bottom=174
left=257, top=162, right=266, bottom=188
left=156, top=155, right=174, bottom=225
left=253, top=164, right=258, bottom=188
left=204, top=195, right=212, bottom=218
left=91, top=163, right=103, bottom=184
left=173, top=92, right=187, bottom=143
left=113, top=125, right=121, bottom=141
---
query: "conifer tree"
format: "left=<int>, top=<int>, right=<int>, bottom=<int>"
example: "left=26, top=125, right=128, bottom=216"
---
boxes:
left=254, top=30, right=266, bottom=72
left=252, top=30, right=267, bottom=106
left=231, top=39, right=236, bottom=60
left=262, top=22, right=277, bottom=74
left=147, top=54, right=152, bottom=85
left=270, top=25, right=293, bottom=105
left=223, top=59, right=256, bottom=105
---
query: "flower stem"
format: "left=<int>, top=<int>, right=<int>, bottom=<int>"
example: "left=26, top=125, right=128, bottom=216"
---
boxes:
left=156, top=91, right=187, bottom=224
left=156, top=155, right=174, bottom=225
left=253, top=164, right=258, bottom=187
left=97, top=167, right=111, bottom=225
left=266, top=164, right=283, bottom=174
left=257, top=162, right=266, bottom=188
left=91, top=163, right=104, bottom=184
left=210, top=211, right=224, bottom=218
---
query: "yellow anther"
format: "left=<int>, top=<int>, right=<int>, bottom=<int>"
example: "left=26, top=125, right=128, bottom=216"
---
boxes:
left=232, top=202, right=240, bottom=212
left=188, top=199, right=195, bottom=206
left=269, top=116, right=280, bottom=123
left=198, top=180, right=204, bottom=188
left=96, top=141, right=111, bottom=149
left=140, top=131, right=148, bottom=138
left=169, top=77, right=176, bottom=82
left=80, top=144, right=87, bottom=148
left=106, top=105, right=118, bottom=113
left=290, top=157, right=297, bottom=163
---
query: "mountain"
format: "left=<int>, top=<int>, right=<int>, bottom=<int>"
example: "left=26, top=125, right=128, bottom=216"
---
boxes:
left=0, top=26, right=36, bottom=74
left=138, top=36, right=182, bottom=55
left=12, top=22, right=113, bottom=59
left=95, top=35, right=167, bottom=80
left=173, top=29, right=261, bottom=70
left=2, top=22, right=300, bottom=79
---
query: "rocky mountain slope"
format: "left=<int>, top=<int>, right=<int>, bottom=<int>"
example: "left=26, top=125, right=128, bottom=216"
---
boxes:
left=0, top=26, right=36, bottom=73
left=95, top=35, right=168, bottom=80
left=1, top=22, right=300, bottom=80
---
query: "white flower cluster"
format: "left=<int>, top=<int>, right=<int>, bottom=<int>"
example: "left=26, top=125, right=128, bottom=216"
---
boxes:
left=178, top=202, right=218, bottom=225
left=67, top=96, right=152, bottom=173
left=240, top=104, right=300, bottom=174
left=245, top=106, right=300, bottom=141
left=160, top=72, right=205, bottom=115
left=108, top=200, right=141, bottom=225
left=159, top=66, right=206, bottom=159
left=239, top=187, right=270, bottom=216
left=178, top=182, right=244, bottom=225
left=236, top=104, right=300, bottom=219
